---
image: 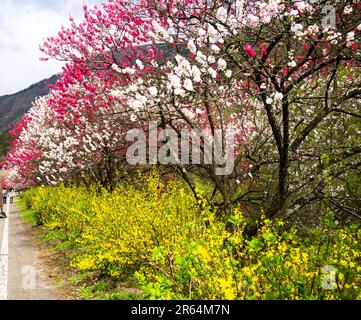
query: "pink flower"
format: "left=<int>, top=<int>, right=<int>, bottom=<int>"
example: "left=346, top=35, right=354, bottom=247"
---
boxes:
left=352, top=42, right=359, bottom=49
left=243, top=44, right=257, bottom=58
left=260, top=44, right=268, bottom=56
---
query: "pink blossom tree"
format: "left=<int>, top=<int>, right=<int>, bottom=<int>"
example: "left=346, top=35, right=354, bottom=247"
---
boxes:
left=6, top=0, right=361, bottom=224
left=5, top=64, right=137, bottom=190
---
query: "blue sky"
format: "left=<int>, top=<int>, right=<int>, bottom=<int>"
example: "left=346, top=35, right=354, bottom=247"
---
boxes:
left=0, top=0, right=102, bottom=96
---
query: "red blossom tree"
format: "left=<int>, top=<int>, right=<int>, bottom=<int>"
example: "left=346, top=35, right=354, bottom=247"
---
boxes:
left=6, top=0, right=361, bottom=225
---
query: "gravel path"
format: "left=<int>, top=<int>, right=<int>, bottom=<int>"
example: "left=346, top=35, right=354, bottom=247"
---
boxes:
left=0, top=201, right=58, bottom=300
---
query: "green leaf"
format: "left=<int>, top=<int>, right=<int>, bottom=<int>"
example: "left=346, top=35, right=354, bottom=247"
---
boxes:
left=262, top=232, right=276, bottom=244
left=249, top=238, right=264, bottom=251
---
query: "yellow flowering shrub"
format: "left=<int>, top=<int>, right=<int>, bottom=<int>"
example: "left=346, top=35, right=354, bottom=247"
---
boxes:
left=22, top=173, right=199, bottom=279
left=137, top=211, right=361, bottom=300
left=21, top=176, right=361, bottom=300
left=22, top=185, right=95, bottom=241
left=71, top=175, right=199, bottom=278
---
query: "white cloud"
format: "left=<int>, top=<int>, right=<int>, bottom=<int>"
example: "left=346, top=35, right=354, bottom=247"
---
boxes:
left=0, top=0, right=102, bottom=95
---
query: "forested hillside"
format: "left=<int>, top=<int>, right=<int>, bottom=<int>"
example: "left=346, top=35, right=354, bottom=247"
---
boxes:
left=0, top=75, right=58, bottom=133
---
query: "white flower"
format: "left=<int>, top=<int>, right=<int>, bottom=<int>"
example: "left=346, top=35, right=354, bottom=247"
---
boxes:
left=358, top=24, right=361, bottom=31
left=130, top=114, right=137, bottom=122
left=152, top=20, right=161, bottom=33
left=192, top=65, right=202, bottom=82
left=260, top=83, right=266, bottom=90
left=131, top=99, right=144, bottom=111
left=266, top=0, right=280, bottom=14
left=296, top=1, right=306, bottom=11
left=123, top=67, right=135, bottom=75
left=169, top=74, right=182, bottom=89
left=175, top=54, right=184, bottom=64
left=307, top=25, right=319, bottom=36
left=261, top=15, right=272, bottom=24
left=187, top=39, right=197, bottom=53
left=111, top=63, right=122, bottom=73
left=247, top=14, right=259, bottom=28
left=208, top=24, right=218, bottom=37
left=289, top=9, right=299, bottom=17
left=136, top=59, right=144, bottom=69
left=327, top=32, right=342, bottom=44
left=216, top=7, right=228, bottom=23
left=183, top=79, right=194, bottom=91
left=266, top=97, right=273, bottom=105
left=110, top=89, right=123, bottom=98
left=225, top=70, right=233, bottom=78
left=217, top=58, right=227, bottom=70
left=208, top=55, right=216, bottom=64
left=195, top=108, right=203, bottom=114
left=174, top=88, right=186, bottom=97
left=148, top=86, right=158, bottom=97
left=182, top=108, right=195, bottom=120
left=344, top=5, right=353, bottom=15
left=288, top=60, right=297, bottom=67
left=346, top=31, right=355, bottom=42
left=129, top=84, right=138, bottom=92
left=195, top=51, right=207, bottom=64
left=211, top=45, right=220, bottom=53
left=198, top=28, right=206, bottom=37
left=291, top=23, right=303, bottom=36
left=167, top=25, right=176, bottom=36
left=208, top=67, right=217, bottom=79
left=274, top=92, right=283, bottom=101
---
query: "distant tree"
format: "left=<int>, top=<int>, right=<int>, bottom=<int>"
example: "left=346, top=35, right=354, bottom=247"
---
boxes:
left=0, top=131, right=12, bottom=159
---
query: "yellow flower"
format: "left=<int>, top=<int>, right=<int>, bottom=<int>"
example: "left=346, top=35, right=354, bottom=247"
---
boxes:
left=194, top=246, right=211, bottom=260
left=76, top=258, right=95, bottom=271
left=243, top=266, right=253, bottom=277
left=277, top=220, right=285, bottom=227
left=340, top=260, right=348, bottom=267
left=218, top=278, right=236, bottom=300
left=301, top=253, right=309, bottom=263
left=277, top=242, right=288, bottom=254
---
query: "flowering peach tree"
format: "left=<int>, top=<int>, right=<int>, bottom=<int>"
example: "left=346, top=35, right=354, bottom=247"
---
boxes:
left=5, top=0, right=361, bottom=222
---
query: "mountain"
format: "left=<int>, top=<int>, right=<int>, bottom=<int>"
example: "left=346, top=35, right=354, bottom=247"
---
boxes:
left=0, top=75, right=59, bottom=133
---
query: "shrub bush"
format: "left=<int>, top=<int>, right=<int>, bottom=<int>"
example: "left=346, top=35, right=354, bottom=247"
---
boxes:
left=20, top=175, right=361, bottom=300
left=137, top=211, right=361, bottom=300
